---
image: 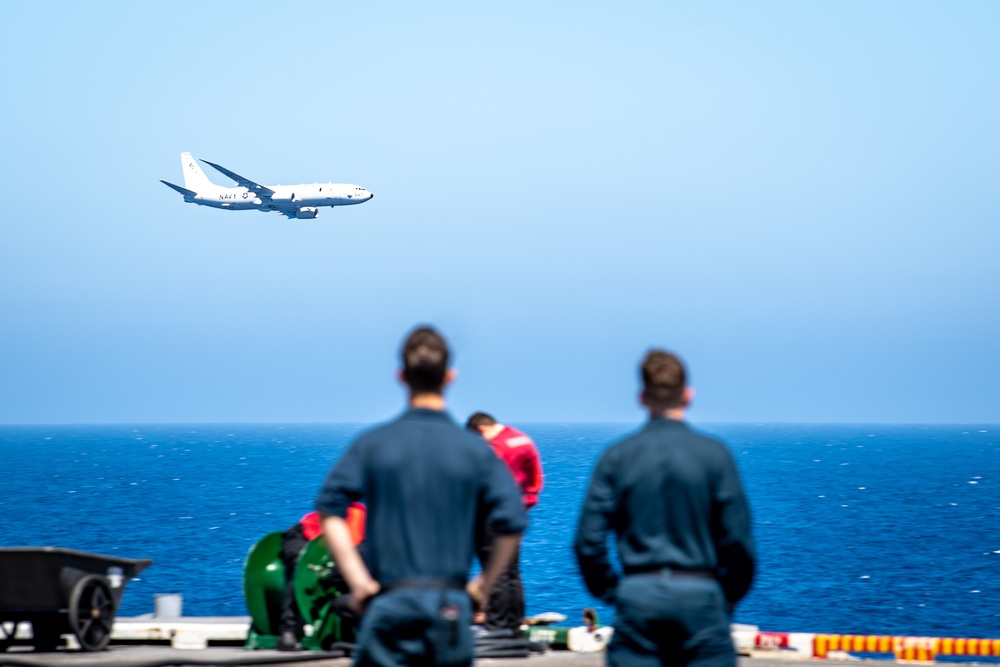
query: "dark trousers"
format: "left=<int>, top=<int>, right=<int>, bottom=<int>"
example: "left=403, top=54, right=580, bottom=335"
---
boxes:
left=609, top=572, right=734, bottom=667
left=355, top=587, right=473, bottom=667
left=279, top=523, right=309, bottom=635
left=475, top=527, right=524, bottom=632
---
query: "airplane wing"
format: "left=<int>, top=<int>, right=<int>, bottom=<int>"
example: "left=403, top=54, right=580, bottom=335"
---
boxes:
left=200, top=159, right=275, bottom=197
left=254, top=209, right=296, bottom=218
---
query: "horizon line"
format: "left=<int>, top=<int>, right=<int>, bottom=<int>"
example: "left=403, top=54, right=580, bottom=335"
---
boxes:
left=0, top=420, right=996, bottom=427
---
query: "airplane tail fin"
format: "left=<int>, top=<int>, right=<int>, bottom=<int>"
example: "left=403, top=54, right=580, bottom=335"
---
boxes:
left=180, top=152, right=215, bottom=191
left=160, top=180, right=197, bottom=198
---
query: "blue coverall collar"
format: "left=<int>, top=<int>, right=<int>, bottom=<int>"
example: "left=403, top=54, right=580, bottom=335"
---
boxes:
left=402, top=407, right=455, bottom=421
left=646, top=415, right=689, bottom=427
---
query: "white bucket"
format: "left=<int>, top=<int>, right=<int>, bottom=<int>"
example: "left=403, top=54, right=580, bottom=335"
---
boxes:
left=154, top=593, right=183, bottom=618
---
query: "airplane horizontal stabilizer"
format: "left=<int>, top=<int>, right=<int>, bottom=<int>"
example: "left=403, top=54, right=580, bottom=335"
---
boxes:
left=160, top=180, right=197, bottom=197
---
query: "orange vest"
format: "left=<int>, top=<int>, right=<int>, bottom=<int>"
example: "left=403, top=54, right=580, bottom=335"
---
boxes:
left=299, top=503, right=366, bottom=545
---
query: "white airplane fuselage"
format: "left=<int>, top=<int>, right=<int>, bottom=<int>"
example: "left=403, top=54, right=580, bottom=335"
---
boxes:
left=192, top=182, right=373, bottom=211
left=161, top=153, right=373, bottom=219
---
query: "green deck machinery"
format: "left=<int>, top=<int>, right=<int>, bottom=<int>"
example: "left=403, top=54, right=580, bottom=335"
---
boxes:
left=243, top=532, right=357, bottom=650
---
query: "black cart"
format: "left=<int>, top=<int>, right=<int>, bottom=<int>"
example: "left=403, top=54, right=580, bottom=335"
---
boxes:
left=0, top=547, right=151, bottom=652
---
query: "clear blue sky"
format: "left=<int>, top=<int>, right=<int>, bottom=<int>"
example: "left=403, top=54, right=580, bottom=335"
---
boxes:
left=1, top=2, right=997, bottom=424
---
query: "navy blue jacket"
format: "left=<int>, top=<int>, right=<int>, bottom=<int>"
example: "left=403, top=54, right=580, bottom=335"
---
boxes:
left=574, top=418, right=755, bottom=604
left=317, top=408, right=527, bottom=587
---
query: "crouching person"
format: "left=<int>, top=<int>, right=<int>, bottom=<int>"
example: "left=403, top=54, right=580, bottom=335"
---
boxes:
left=277, top=505, right=366, bottom=651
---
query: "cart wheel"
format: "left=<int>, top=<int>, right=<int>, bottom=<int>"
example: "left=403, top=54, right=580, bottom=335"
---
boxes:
left=68, top=575, right=115, bottom=651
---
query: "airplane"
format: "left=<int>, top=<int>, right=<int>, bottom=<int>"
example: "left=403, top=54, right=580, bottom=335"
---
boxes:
left=160, top=152, right=373, bottom=219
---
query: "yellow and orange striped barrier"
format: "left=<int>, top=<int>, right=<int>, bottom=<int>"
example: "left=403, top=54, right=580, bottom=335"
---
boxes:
left=811, top=634, right=1000, bottom=662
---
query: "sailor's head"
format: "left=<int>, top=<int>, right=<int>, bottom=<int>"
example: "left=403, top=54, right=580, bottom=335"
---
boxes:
left=640, top=349, right=693, bottom=412
left=465, top=412, right=497, bottom=436
left=400, top=326, right=452, bottom=395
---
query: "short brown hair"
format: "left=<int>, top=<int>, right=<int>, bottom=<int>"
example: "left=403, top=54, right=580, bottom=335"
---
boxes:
left=641, top=350, right=687, bottom=406
left=401, top=326, right=450, bottom=394
left=465, top=412, right=496, bottom=432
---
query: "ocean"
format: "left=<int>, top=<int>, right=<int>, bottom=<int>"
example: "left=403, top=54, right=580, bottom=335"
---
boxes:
left=2, top=422, right=998, bottom=638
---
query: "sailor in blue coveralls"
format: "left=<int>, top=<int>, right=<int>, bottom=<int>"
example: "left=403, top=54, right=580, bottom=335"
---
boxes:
left=317, top=326, right=527, bottom=667
left=575, top=350, right=755, bottom=667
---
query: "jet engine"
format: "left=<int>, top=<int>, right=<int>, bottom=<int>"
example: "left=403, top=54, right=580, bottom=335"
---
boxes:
left=294, top=207, right=319, bottom=219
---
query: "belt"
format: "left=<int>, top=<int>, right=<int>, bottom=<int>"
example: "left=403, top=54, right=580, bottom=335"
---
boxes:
left=380, top=577, right=466, bottom=594
left=333, top=577, right=468, bottom=618
left=623, top=565, right=716, bottom=579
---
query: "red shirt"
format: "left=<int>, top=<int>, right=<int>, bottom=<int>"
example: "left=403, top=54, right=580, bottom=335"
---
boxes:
left=487, top=426, right=543, bottom=509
